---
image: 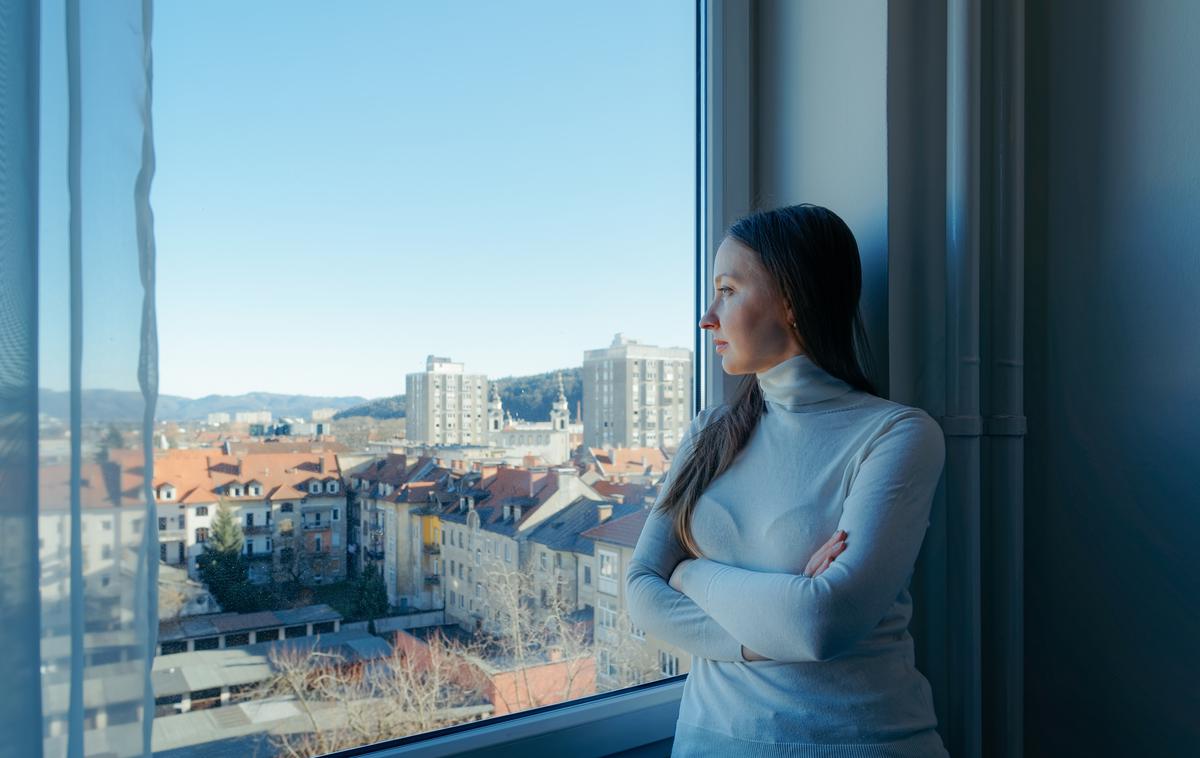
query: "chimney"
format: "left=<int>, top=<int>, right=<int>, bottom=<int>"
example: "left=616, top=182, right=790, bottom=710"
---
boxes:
left=222, top=440, right=233, bottom=455
left=236, top=457, right=244, bottom=477
left=598, top=502, right=613, bottom=523
left=318, top=456, right=325, bottom=474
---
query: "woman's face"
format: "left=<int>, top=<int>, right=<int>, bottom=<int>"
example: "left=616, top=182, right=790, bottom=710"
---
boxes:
left=699, top=237, right=804, bottom=375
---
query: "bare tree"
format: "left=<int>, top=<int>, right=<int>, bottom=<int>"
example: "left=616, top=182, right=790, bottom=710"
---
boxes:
left=596, top=607, right=667, bottom=690
left=252, top=631, right=489, bottom=758
left=476, top=561, right=596, bottom=713
left=272, top=521, right=332, bottom=590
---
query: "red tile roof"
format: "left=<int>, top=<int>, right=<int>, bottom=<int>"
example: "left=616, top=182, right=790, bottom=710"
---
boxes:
left=580, top=507, right=649, bottom=548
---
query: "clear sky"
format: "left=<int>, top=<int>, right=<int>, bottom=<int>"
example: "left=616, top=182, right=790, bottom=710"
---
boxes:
left=150, top=0, right=696, bottom=399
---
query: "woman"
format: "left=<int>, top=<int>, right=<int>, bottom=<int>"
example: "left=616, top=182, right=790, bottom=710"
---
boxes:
left=626, top=204, right=949, bottom=757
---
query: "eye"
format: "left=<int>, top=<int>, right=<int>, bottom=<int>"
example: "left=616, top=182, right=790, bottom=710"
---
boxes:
left=718, top=286, right=733, bottom=295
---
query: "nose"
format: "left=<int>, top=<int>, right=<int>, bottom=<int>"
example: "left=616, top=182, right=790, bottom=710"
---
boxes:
left=699, top=298, right=718, bottom=331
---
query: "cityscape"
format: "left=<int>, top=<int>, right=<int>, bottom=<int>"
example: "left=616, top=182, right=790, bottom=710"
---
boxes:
left=38, top=333, right=697, bottom=756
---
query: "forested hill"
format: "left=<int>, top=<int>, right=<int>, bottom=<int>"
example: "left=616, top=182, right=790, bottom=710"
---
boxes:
left=334, top=367, right=583, bottom=423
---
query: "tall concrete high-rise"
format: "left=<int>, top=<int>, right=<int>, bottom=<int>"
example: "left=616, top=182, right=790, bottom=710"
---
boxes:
left=405, top=356, right=489, bottom=446
left=583, top=334, right=692, bottom=449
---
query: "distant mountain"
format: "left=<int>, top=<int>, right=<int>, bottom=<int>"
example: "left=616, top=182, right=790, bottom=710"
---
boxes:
left=332, top=367, right=584, bottom=423
left=37, top=389, right=368, bottom=423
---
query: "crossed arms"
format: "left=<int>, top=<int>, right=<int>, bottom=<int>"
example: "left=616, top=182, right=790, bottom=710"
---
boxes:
left=624, top=410, right=945, bottom=663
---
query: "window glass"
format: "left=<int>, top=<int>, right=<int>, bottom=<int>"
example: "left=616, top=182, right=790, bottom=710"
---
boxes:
left=144, top=0, right=697, bottom=753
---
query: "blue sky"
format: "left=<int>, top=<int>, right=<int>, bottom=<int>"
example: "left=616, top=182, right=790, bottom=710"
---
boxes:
left=148, top=0, right=696, bottom=399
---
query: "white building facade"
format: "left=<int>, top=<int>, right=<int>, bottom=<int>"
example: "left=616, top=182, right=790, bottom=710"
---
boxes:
left=583, top=334, right=692, bottom=449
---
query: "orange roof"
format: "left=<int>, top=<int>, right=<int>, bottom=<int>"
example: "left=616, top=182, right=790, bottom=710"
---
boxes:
left=587, top=446, right=669, bottom=477
left=143, top=450, right=343, bottom=505
left=591, top=480, right=655, bottom=505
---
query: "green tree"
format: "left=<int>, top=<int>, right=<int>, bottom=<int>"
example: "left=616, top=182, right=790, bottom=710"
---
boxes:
left=354, top=562, right=389, bottom=621
left=197, top=501, right=259, bottom=612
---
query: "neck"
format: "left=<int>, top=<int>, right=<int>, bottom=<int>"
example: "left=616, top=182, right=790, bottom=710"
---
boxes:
left=754, top=353, right=854, bottom=410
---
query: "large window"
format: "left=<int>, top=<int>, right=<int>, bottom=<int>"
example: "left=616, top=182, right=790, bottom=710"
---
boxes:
left=127, top=1, right=699, bottom=755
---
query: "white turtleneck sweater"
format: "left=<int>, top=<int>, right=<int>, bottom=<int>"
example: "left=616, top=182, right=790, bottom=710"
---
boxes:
left=625, top=353, right=949, bottom=757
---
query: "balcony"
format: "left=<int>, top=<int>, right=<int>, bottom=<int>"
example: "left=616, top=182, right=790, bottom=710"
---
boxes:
left=302, top=521, right=329, bottom=531
left=423, top=544, right=441, bottom=555
left=423, top=574, right=441, bottom=585
left=244, top=524, right=273, bottom=535
left=365, top=549, right=385, bottom=562
left=245, top=551, right=273, bottom=562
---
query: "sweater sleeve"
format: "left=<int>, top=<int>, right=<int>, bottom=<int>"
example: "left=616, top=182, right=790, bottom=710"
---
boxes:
left=676, top=410, right=946, bottom=662
left=625, top=409, right=747, bottom=662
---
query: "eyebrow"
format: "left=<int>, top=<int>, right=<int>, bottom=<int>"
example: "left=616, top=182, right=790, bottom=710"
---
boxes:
left=713, top=272, right=740, bottom=284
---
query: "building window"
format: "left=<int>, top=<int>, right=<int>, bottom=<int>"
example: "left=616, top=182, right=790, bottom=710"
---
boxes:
left=598, top=600, right=616, bottom=629
left=281, top=503, right=293, bottom=512
left=195, top=505, right=208, bottom=516
left=195, top=528, right=209, bottom=543
left=540, top=552, right=548, bottom=571
left=333, top=508, right=340, bottom=521
left=598, top=549, right=618, bottom=595
left=584, top=565, right=592, bottom=585
left=504, top=543, right=511, bottom=563
left=158, top=517, right=167, bottom=531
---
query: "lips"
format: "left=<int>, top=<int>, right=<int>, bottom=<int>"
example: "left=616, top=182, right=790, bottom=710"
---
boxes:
left=715, top=340, right=728, bottom=353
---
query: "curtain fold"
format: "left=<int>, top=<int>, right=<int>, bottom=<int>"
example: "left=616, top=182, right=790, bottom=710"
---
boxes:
left=0, top=0, right=157, bottom=755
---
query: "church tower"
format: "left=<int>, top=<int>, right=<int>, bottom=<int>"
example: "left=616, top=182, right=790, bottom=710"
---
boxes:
left=488, top=383, right=504, bottom=439
left=550, top=372, right=569, bottom=432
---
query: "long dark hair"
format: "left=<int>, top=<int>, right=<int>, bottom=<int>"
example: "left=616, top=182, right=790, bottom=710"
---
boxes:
left=661, top=204, right=878, bottom=557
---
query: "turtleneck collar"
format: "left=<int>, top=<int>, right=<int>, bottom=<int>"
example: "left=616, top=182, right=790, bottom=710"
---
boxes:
left=755, top=353, right=854, bottom=410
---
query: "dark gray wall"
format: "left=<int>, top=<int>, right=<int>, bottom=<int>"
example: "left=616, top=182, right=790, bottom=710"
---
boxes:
left=753, top=0, right=889, bottom=395
left=1025, top=1, right=1200, bottom=754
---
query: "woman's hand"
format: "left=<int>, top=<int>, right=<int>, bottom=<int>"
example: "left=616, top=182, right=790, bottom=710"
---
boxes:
left=804, top=529, right=847, bottom=577
left=668, top=558, right=695, bottom=593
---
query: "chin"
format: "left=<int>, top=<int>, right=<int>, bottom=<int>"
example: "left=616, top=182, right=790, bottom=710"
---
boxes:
left=719, top=354, right=753, bottom=376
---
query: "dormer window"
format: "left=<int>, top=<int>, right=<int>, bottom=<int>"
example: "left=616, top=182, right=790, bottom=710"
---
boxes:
left=230, top=486, right=243, bottom=497
left=309, top=481, right=321, bottom=494
left=326, top=481, right=339, bottom=494
left=158, top=485, right=176, bottom=501
left=248, top=485, right=261, bottom=497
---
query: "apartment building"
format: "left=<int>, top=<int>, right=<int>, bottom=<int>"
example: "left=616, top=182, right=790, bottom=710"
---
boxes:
left=582, top=334, right=692, bottom=449
left=581, top=509, right=690, bottom=688
left=524, top=497, right=642, bottom=622
left=149, top=450, right=348, bottom=585
left=436, top=465, right=607, bottom=635
left=406, top=355, right=489, bottom=446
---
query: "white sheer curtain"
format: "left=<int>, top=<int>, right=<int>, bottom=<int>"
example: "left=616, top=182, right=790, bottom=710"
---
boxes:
left=1, top=0, right=158, bottom=756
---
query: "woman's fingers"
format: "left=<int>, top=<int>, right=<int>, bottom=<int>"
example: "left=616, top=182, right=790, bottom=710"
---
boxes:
left=804, top=530, right=848, bottom=577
